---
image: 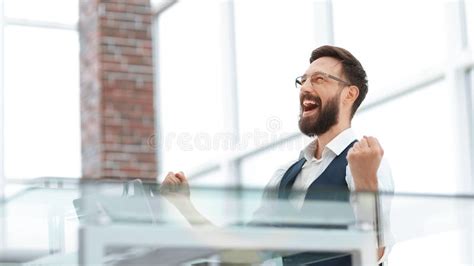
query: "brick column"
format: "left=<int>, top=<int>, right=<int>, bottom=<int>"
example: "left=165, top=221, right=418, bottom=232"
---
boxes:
left=79, top=0, right=157, bottom=179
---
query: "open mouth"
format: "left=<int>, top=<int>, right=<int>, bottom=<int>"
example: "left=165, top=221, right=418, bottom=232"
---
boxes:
left=301, top=98, right=320, bottom=117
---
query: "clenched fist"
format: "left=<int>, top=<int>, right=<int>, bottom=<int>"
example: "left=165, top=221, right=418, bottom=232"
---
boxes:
left=159, top=171, right=190, bottom=199
left=347, top=136, right=383, bottom=191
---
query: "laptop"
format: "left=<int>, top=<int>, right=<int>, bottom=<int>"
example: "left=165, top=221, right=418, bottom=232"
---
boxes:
left=73, top=179, right=217, bottom=265
left=73, top=179, right=158, bottom=224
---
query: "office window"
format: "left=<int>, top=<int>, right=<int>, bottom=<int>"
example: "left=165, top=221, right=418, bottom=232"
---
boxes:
left=333, top=0, right=446, bottom=103
left=471, top=68, right=474, bottom=113
left=234, top=0, right=317, bottom=149
left=467, top=0, right=474, bottom=47
left=187, top=169, right=224, bottom=188
left=158, top=1, right=227, bottom=180
left=470, top=68, right=474, bottom=176
left=4, top=26, right=81, bottom=179
left=156, top=0, right=474, bottom=192
left=240, top=135, right=309, bottom=188
left=4, top=0, right=79, bottom=24
left=352, top=80, right=461, bottom=194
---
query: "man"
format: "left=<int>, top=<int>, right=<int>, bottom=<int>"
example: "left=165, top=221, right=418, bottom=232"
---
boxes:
left=161, top=45, right=394, bottom=265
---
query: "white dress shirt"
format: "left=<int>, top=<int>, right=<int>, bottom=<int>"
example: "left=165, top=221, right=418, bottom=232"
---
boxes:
left=259, top=128, right=395, bottom=264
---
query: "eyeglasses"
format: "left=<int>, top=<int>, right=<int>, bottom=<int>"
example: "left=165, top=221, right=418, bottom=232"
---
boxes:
left=295, top=71, right=350, bottom=89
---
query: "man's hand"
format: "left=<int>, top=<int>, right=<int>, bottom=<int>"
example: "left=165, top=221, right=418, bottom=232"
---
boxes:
left=159, top=171, right=213, bottom=226
left=159, top=171, right=190, bottom=199
left=347, top=136, right=383, bottom=191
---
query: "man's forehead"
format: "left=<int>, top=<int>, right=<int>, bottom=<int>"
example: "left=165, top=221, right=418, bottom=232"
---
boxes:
left=304, top=56, right=343, bottom=76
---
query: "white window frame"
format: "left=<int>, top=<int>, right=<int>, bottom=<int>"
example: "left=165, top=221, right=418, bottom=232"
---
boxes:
left=153, top=0, right=474, bottom=191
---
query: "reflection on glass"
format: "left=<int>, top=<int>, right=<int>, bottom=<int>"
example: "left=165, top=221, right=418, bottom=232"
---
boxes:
left=4, top=26, right=81, bottom=179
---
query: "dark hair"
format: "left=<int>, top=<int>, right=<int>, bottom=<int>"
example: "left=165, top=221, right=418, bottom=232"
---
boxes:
left=310, top=45, right=368, bottom=117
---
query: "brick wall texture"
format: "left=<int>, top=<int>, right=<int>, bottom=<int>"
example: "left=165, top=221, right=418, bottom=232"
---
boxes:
left=79, top=0, right=157, bottom=179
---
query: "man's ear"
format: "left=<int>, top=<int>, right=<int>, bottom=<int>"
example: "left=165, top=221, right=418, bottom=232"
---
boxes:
left=344, top=85, right=359, bottom=105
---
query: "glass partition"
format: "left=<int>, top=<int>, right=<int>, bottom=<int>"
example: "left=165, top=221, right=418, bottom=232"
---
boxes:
left=1, top=179, right=473, bottom=265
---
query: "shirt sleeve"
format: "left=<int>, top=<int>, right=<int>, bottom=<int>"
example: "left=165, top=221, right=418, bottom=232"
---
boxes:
left=345, top=156, right=395, bottom=264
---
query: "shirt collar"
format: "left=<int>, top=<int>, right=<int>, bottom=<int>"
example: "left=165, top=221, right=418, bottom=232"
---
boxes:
left=299, top=128, right=357, bottom=160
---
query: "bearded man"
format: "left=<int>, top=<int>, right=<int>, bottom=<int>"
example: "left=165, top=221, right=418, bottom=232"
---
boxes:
left=162, top=45, right=394, bottom=266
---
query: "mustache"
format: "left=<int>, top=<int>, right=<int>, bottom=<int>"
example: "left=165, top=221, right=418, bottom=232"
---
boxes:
left=300, top=93, right=322, bottom=107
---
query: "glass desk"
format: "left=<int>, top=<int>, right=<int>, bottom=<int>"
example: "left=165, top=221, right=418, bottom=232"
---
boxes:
left=0, top=178, right=473, bottom=265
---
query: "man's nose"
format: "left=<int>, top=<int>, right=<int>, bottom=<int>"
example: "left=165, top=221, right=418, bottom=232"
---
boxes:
left=300, top=79, right=313, bottom=94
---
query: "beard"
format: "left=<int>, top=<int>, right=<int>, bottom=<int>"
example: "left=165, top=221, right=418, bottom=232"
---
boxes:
left=298, top=94, right=340, bottom=137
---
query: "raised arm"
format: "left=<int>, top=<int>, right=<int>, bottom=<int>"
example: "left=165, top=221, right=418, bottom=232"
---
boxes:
left=347, top=136, right=387, bottom=262
left=159, top=171, right=212, bottom=226
left=159, top=171, right=263, bottom=264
